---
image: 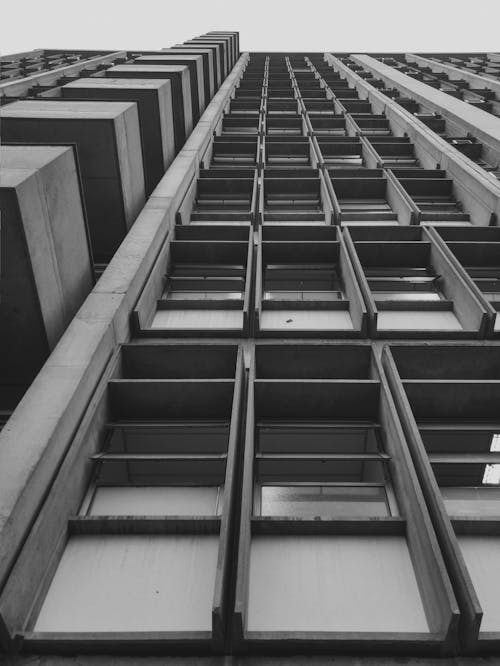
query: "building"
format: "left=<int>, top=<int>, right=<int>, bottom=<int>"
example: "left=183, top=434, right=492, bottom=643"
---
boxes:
left=2, top=38, right=500, bottom=664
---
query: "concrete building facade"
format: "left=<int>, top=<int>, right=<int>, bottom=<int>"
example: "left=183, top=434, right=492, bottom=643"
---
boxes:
left=2, top=40, right=500, bottom=664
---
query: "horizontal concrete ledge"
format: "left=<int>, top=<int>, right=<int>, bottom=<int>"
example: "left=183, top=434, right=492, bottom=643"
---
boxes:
left=352, top=54, right=500, bottom=152
left=407, top=53, right=500, bottom=97
left=3, top=654, right=500, bottom=665
left=0, top=144, right=94, bottom=360
left=328, top=54, right=500, bottom=225
left=0, top=99, right=138, bottom=119
left=0, top=53, right=249, bottom=595
left=0, top=51, right=127, bottom=98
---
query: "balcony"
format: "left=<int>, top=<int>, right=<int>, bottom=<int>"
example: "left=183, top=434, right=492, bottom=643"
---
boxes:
left=345, top=226, right=487, bottom=337
left=233, top=344, right=458, bottom=652
left=133, top=225, right=253, bottom=336
left=255, top=226, right=366, bottom=336
left=261, top=168, right=332, bottom=223
left=384, top=344, right=500, bottom=651
left=432, top=226, right=500, bottom=336
left=16, top=343, right=244, bottom=650
left=394, top=170, right=471, bottom=225
left=177, top=168, right=258, bottom=224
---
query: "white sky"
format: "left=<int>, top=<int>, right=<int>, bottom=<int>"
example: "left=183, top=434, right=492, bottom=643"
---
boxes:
left=2, top=0, right=500, bottom=56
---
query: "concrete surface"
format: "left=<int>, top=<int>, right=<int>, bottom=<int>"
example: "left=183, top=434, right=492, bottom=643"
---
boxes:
left=0, top=144, right=93, bottom=408
left=61, top=77, right=175, bottom=194
left=0, top=100, right=146, bottom=262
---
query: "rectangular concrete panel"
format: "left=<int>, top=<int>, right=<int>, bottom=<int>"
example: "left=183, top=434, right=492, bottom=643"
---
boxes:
left=377, top=310, right=463, bottom=331
left=34, top=534, right=219, bottom=632
left=134, top=54, right=205, bottom=120
left=459, top=536, right=500, bottom=633
left=0, top=145, right=93, bottom=408
left=185, top=40, right=225, bottom=83
left=105, top=64, right=192, bottom=153
left=247, top=535, right=429, bottom=633
left=87, top=486, right=221, bottom=516
left=0, top=100, right=146, bottom=262
left=177, top=42, right=222, bottom=88
left=61, top=77, right=175, bottom=194
left=162, top=48, right=215, bottom=101
left=260, top=310, right=354, bottom=331
left=151, top=309, right=244, bottom=330
left=354, top=54, right=500, bottom=148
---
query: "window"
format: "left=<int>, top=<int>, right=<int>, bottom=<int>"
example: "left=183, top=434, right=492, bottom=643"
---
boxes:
left=254, top=422, right=398, bottom=518
left=256, top=484, right=390, bottom=518
left=82, top=422, right=229, bottom=517
left=263, top=264, right=344, bottom=301
left=366, top=268, right=443, bottom=304
left=421, top=426, right=500, bottom=516
left=467, top=267, right=500, bottom=302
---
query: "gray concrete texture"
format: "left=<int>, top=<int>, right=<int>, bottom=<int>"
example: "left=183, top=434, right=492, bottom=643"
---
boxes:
left=104, top=64, right=193, bottom=152
left=0, top=145, right=94, bottom=408
left=0, top=100, right=146, bottom=262
left=0, top=55, right=249, bottom=635
left=161, top=47, right=215, bottom=100
left=134, top=53, right=206, bottom=120
left=61, top=77, right=175, bottom=195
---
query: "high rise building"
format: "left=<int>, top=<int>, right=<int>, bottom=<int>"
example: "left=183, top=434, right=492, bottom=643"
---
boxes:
left=2, top=38, right=500, bottom=664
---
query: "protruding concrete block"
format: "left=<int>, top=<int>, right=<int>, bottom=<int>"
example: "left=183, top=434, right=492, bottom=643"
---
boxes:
left=207, top=31, right=239, bottom=66
left=191, top=35, right=233, bottom=75
left=0, top=145, right=94, bottom=409
left=184, top=39, right=226, bottom=82
left=0, top=100, right=146, bottom=263
left=0, top=54, right=250, bottom=646
left=105, top=64, right=192, bottom=153
left=134, top=53, right=205, bottom=121
left=173, top=42, right=222, bottom=89
left=61, top=77, right=175, bottom=195
left=161, top=47, right=215, bottom=102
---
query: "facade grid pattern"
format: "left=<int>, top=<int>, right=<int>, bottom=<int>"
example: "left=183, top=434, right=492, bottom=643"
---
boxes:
left=2, top=37, right=500, bottom=663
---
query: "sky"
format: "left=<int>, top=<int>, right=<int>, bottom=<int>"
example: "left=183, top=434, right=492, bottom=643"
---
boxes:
left=2, top=0, right=500, bottom=55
